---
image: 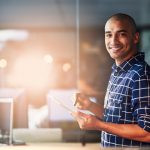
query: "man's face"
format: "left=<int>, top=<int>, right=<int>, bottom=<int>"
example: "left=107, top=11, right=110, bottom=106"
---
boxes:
left=105, top=19, right=139, bottom=65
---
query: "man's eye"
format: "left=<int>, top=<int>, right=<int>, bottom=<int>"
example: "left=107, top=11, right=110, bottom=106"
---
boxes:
left=119, top=32, right=127, bottom=37
left=105, top=34, right=112, bottom=38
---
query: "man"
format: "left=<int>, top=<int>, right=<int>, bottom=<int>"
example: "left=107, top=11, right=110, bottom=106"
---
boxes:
left=72, top=13, right=150, bottom=147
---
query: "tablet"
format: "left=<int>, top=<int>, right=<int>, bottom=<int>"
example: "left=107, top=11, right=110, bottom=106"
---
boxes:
left=50, top=96, right=74, bottom=113
left=50, top=95, right=96, bottom=118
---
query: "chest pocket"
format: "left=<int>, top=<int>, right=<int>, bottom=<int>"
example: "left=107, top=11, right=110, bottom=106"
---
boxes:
left=108, top=92, right=124, bottom=106
left=105, top=93, right=124, bottom=123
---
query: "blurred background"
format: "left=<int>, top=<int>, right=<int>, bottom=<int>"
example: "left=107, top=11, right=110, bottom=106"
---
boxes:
left=0, top=0, right=150, bottom=144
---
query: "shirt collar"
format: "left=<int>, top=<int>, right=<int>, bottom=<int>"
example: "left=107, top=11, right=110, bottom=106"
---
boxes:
left=112, top=52, right=145, bottom=73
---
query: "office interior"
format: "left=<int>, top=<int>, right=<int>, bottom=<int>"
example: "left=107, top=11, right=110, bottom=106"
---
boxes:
left=0, top=0, right=150, bottom=149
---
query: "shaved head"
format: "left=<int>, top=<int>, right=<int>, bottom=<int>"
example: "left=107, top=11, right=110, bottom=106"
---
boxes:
left=106, top=13, right=137, bottom=34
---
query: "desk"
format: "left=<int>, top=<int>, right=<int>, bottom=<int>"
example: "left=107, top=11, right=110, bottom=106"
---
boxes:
left=0, top=143, right=99, bottom=150
left=0, top=143, right=150, bottom=150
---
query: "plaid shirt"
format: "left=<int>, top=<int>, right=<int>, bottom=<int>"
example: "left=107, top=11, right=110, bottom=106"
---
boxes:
left=101, top=52, right=150, bottom=147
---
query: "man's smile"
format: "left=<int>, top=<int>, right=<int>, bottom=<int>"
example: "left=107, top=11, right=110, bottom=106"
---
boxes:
left=108, top=45, right=123, bottom=53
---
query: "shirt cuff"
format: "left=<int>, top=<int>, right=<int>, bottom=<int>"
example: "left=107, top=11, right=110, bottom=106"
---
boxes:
left=138, top=116, right=150, bottom=133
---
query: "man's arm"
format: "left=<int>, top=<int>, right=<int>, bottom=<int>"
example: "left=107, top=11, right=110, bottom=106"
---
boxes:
left=72, top=111, right=150, bottom=143
left=97, top=120, right=150, bottom=143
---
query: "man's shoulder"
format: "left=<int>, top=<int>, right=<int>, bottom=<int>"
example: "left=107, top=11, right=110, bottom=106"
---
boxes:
left=129, top=61, right=150, bottom=78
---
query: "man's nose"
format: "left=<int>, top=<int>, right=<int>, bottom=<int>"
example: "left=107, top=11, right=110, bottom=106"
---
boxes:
left=111, top=34, right=119, bottom=44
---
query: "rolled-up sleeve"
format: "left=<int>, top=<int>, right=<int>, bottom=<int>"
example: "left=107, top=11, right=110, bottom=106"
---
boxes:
left=132, top=74, right=150, bottom=133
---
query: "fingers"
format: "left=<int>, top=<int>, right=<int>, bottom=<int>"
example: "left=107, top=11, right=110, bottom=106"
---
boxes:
left=71, top=110, right=102, bottom=130
left=76, top=93, right=88, bottom=101
left=74, top=93, right=82, bottom=105
left=75, top=102, right=83, bottom=109
left=71, top=111, right=88, bottom=128
left=74, top=93, right=91, bottom=110
left=71, top=111, right=99, bottom=130
left=73, top=94, right=83, bottom=109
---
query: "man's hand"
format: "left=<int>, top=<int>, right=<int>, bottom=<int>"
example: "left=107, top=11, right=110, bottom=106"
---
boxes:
left=71, top=111, right=100, bottom=130
left=72, top=111, right=150, bottom=143
left=74, top=93, right=92, bottom=110
left=73, top=92, right=104, bottom=118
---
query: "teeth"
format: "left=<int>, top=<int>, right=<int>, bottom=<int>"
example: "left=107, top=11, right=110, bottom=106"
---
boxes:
left=110, top=47, right=121, bottom=52
left=112, top=47, right=119, bottom=50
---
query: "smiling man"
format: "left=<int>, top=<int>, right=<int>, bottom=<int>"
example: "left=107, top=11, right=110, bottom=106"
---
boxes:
left=105, top=14, right=139, bottom=66
left=72, top=13, right=150, bottom=147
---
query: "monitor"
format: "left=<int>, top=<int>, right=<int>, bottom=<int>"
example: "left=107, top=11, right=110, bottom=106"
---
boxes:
left=0, top=98, right=13, bottom=145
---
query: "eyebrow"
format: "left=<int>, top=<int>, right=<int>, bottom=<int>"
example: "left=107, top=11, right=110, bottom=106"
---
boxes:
left=105, top=30, right=128, bottom=34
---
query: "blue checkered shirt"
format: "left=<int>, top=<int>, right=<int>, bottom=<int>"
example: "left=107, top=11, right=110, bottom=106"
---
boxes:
left=101, top=52, right=150, bottom=147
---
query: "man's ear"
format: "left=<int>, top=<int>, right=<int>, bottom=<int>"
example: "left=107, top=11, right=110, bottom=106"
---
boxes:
left=134, top=32, right=140, bottom=44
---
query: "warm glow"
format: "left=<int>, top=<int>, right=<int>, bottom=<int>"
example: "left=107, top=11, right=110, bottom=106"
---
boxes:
left=9, top=53, right=51, bottom=89
left=0, top=59, right=7, bottom=68
left=43, top=54, right=53, bottom=64
left=62, top=63, right=71, bottom=72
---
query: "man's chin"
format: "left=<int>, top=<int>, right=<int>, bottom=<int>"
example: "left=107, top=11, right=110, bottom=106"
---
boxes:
left=109, top=53, right=119, bottom=60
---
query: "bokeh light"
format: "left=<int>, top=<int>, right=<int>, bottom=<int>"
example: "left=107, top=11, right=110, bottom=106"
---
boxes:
left=0, top=59, right=7, bottom=68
